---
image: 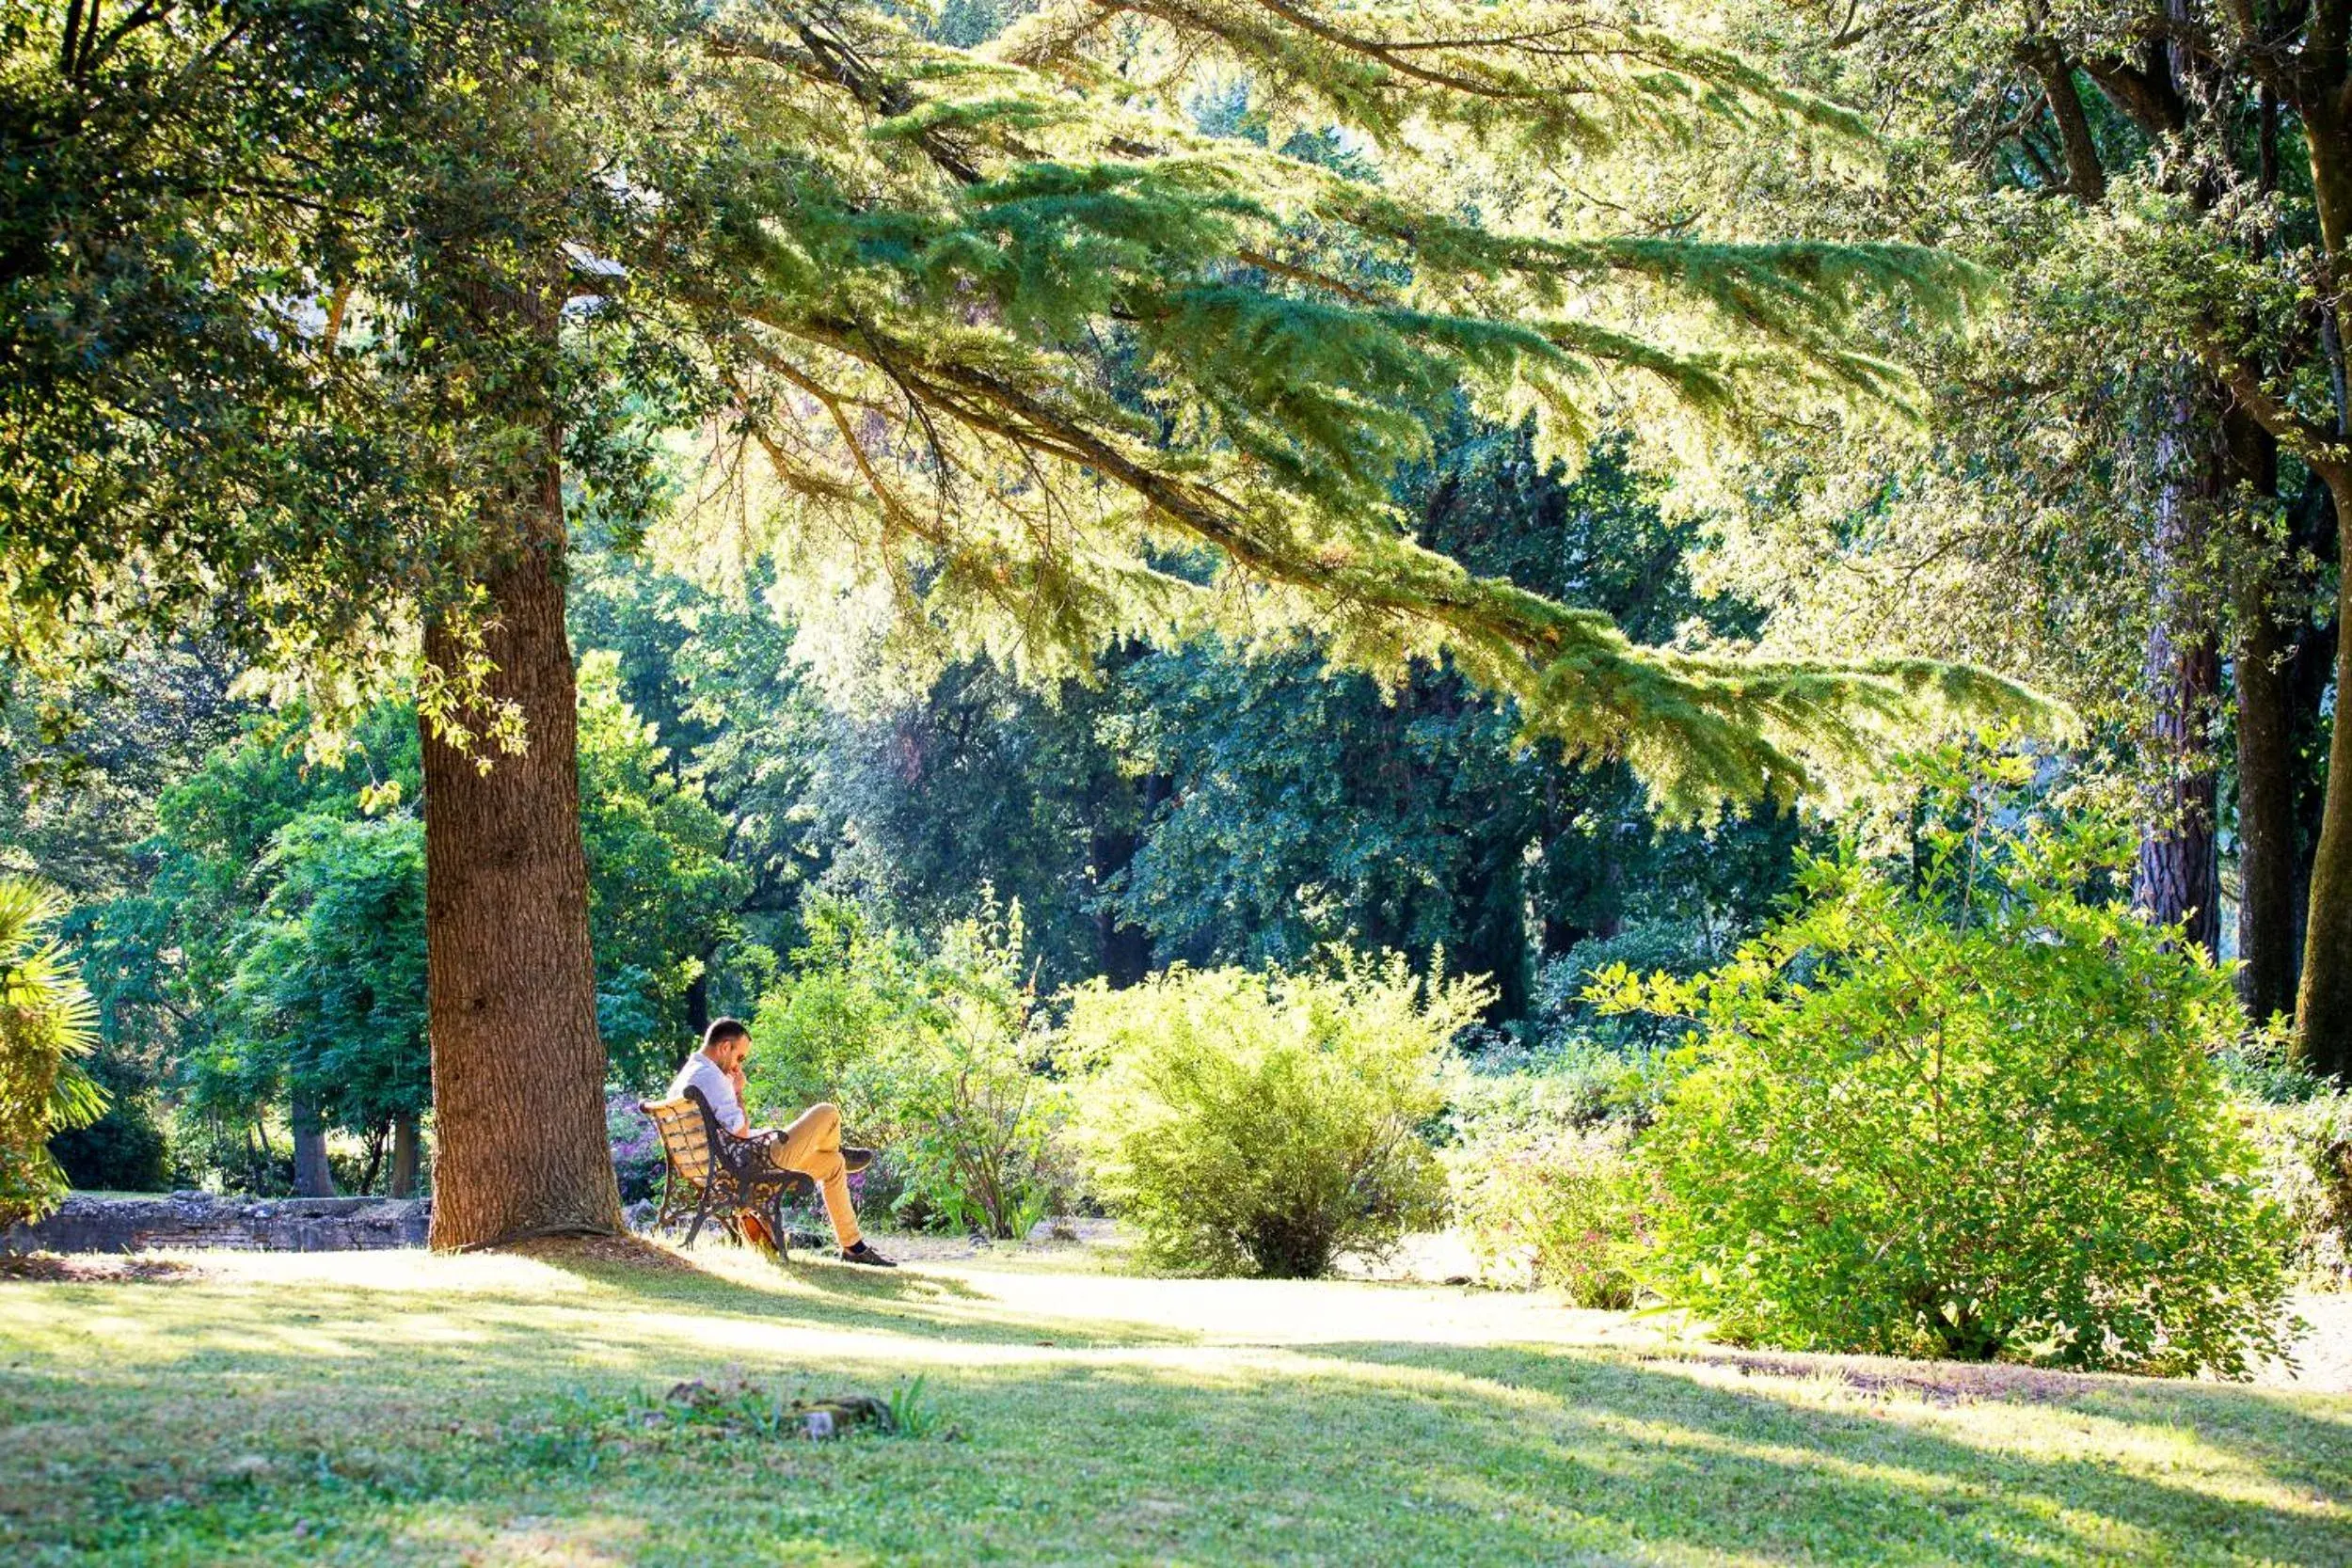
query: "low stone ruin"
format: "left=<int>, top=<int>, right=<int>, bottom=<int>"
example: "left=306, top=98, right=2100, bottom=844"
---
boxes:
left=3, top=1192, right=430, bottom=1255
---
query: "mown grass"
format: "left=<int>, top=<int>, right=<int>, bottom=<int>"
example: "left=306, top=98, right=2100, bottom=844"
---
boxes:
left=1, top=1241, right=2346, bottom=1565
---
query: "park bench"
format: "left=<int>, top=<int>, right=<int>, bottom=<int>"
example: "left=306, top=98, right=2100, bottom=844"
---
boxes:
left=638, top=1086, right=817, bottom=1259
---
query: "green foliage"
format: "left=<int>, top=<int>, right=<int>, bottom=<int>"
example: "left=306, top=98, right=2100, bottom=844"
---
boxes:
left=65, top=666, right=739, bottom=1185
left=1451, top=1123, right=1649, bottom=1308
left=2245, top=1085, right=2352, bottom=1291
left=799, top=657, right=1145, bottom=996
left=216, top=814, right=431, bottom=1148
left=565, top=547, right=823, bottom=982
left=8, top=0, right=2058, bottom=822
left=1443, top=1038, right=1659, bottom=1305
left=780, top=427, right=1813, bottom=1013
left=1523, top=918, right=1746, bottom=1056
left=1446, top=1031, right=1662, bottom=1147
left=1597, top=750, right=2295, bottom=1376
left=749, top=896, right=1071, bottom=1237
left=0, top=2, right=454, bottom=687
left=0, top=879, right=103, bottom=1224
left=47, top=1089, right=171, bottom=1193
left=1062, top=954, right=1483, bottom=1277
left=883, top=1374, right=946, bottom=1440
left=572, top=652, right=751, bottom=1086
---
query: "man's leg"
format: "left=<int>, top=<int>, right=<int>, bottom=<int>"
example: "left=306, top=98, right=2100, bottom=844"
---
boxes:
left=771, top=1102, right=861, bottom=1249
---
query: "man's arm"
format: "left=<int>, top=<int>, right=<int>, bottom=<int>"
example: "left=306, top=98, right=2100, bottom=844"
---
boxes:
left=687, top=1056, right=752, bottom=1138
left=725, top=1065, right=751, bottom=1136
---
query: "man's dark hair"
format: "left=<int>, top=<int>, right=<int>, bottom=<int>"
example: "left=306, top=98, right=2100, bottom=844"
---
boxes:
left=703, top=1018, right=751, bottom=1051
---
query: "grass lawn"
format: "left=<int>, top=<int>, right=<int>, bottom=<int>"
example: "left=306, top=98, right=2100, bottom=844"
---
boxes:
left=1, top=1238, right=2347, bottom=1565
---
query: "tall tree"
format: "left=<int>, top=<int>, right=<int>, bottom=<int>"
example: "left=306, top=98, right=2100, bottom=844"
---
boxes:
left=2191, top=2, right=2352, bottom=1074
left=1741, top=1, right=2340, bottom=1044
left=4, top=1, right=2053, bottom=1245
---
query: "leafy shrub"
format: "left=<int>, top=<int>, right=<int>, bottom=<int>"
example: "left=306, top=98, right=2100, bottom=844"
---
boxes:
left=1449, top=1029, right=1664, bottom=1133
left=51, top=1088, right=172, bottom=1192
left=750, top=896, right=1071, bottom=1238
left=1062, top=953, right=1485, bottom=1277
left=1451, top=1121, right=1649, bottom=1307
left=1524, top=919, right=1726, bottom=1054
left=0, top=879, right=105, bottom=1225
left=1598, top=753, right=2294, bottom=1376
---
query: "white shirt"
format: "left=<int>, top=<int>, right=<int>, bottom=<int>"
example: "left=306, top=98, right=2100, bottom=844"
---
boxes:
left=668, top=1051, right=747, bottom=1136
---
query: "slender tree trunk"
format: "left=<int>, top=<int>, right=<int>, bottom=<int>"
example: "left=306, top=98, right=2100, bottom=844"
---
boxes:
left=2137, top=638, right=2224, bottom=954
left=421, top=408, right=623, bottom=1249
left=291, top=1093, right=335, bottom=1197
left=358, top=1125, right=387, bottom=1196
left=2285, top=97, right=2352, bottom=1077
left=2295, top=504, right=2352, bottom=1077
left=2295, top=610, right=2339, bottom=963
left=389, top=1113, right=421, bottom=1200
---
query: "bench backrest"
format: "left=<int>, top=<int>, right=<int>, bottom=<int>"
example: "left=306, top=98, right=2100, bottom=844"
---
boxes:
left=639, top=1086, right=729, bottom=1192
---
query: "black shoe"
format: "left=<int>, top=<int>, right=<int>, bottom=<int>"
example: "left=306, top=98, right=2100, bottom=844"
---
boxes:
left=842, top=1146, right=875, bottom=1174
left=839, top=1240, right=897, bottom=1268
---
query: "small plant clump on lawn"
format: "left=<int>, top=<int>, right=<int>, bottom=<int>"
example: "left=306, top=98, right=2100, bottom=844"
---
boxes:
left=494, top=1375, right=960, bottom=1472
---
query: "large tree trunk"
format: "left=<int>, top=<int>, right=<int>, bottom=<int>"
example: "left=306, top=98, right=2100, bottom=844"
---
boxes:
left=421, top=426, right=623, bottom=1250
left=291, top=1092, right=335, bottom=1197
left=2134, top=387, right=2223, bottom=957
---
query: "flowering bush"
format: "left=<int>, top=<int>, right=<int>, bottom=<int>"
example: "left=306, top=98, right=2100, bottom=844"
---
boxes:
left=607, top=1092, right=668, bottom=1206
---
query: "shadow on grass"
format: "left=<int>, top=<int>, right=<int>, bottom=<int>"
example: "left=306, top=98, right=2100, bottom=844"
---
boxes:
left=1258, top=1338, right=2352, bottom=1563
left=3, top=1256, right=2347, bottom=1565
left=518, top=1240, right=1196, bottom=1351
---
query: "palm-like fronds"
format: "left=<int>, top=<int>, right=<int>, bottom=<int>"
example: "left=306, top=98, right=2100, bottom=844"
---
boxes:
left=0, top=878, right=104, bottom=1227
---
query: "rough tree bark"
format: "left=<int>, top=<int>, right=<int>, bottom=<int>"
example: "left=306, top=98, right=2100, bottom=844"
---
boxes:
left=2135, top=629, right=2222, bottom=955
left=2134, top=386, right=2223, bottom=958
left=421, top=403, right=623, bottom=1249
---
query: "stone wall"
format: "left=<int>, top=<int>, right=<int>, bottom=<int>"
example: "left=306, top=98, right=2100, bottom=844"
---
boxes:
left=3, top=1193, right=430, bottom=1254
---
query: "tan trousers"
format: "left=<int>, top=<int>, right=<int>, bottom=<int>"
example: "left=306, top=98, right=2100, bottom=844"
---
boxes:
left=750, top=1102, right=860, bottom=1249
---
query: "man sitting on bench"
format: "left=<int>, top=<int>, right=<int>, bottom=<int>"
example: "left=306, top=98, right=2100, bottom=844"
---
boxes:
left=668, top=1017, right=897, bottom=1268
